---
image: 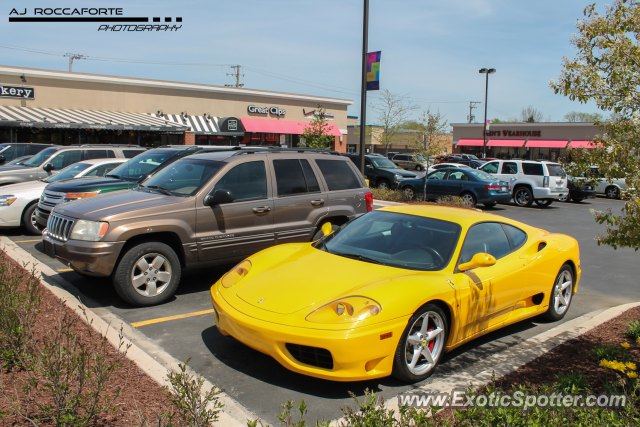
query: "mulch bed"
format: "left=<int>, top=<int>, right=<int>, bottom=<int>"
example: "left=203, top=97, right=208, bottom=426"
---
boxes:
left=0, top=253, right=172, bottom=426
left=494, top=306, right=640, bottom=394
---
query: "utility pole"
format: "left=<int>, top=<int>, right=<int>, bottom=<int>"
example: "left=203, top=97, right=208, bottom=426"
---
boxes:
left=468, top=101, right=480, bottom=123
left=225, top=65, right=244, bottom=87
left=64, top=53, right=86, bottom=72
left=358, top=0, right=369, bottom=175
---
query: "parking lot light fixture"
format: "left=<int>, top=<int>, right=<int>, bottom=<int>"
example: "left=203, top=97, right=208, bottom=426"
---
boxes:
left=479, top=68, right=496, bottom=158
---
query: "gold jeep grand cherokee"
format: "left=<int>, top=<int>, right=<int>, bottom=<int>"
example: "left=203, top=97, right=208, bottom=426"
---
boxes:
left=42, top=148, right=372, bottom=306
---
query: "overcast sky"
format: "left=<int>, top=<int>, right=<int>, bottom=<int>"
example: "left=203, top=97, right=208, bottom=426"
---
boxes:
left=0, top=0, right=606, bottom=126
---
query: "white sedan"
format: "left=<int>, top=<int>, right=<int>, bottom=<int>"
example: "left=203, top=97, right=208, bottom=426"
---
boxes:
left=0, top=158, right=126, bottom=235
left=426, top=163, right=472, bottom=174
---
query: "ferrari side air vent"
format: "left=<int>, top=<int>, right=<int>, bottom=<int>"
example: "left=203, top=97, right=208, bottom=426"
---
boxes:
left=538, top=242, right=547, bottom=252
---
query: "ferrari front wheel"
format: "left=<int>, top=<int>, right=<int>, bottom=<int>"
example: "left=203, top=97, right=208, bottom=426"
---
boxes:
left=542, top=264, right=574, bottom=321
left=392, top=304, right=448, bottom=383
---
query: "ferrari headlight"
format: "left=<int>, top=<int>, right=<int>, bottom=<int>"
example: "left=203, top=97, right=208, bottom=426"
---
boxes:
left=221, top=260, right=251, bottom=288
left=0, top=195, right=17, bottom=206
left=62, top=191, right=100, bottom=203
left=69, top=220, right=109, bottom=241
left=305, top=296, right=381, bottom=324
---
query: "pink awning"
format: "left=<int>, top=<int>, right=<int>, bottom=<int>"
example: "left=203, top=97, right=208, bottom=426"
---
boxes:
left=487, top=139, right=525, bottom=147
left=240, top=118, right=342, bottom=136
left=525, top=140, right=568, bottom=148
left=456, top=139, right=485, bottom=146
left=569, top=140, right=598, bottom=148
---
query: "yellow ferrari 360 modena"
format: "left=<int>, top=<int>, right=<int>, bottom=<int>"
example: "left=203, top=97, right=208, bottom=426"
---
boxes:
left=210, top=205, right=580, bottom=383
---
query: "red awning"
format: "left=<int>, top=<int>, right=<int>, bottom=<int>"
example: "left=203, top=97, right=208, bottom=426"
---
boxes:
left=569, top=140, right=597, bottom=148
left=456, top=139, right=485, bottom=146
left=487, top=139, right=525, bottom=147
left=240, top=118, right=342, bottom=136
left=525, top=140, right=568, bottom=148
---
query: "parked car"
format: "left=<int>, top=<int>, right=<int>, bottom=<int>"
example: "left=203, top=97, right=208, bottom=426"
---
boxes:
left=342, top=153, right=417, bottom=189
left=0, top=144, right=145, bottom=187
left=34, top=146, right=233, bottom=228
left=4, top=155, right=33, bottom=166
left=391, top=153, right=429, bottom=171
left=426, top=163, right=471, bottom=174
left=398, top=168, right=511, bottom=208
left=436, top=155, right=463, bottom=164
left=479, top=160, right=568, bottom=207
left=42, top=149, right=372, bottom=306
left=586, top=166, right=628, bottom=199
left=0, top=143, right=54, bottom=165
left=386, top=152, right=400, bottom=160
left=558, top=180, right=596, bottom=203
left=452, top=159, right=486, bottom=169
left=210, top=205, right=580, bottom=382
left=0, top=158, right=127, bottom=234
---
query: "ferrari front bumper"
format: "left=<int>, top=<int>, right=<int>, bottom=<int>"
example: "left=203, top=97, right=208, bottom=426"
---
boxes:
left=210, top=284, right=410, bottom=381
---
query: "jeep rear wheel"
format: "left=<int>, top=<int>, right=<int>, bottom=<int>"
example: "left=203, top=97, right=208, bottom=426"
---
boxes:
left=113, top=242, right=181, bottom=307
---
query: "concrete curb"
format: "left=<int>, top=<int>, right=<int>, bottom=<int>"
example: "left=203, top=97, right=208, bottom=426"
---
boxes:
left=0, top=236, right=258, bottom=427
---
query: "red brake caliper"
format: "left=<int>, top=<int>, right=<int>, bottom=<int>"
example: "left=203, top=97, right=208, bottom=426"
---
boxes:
left=427, top=327, right=435, bottom=351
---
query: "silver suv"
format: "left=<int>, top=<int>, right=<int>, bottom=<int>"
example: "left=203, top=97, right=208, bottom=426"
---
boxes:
left=0, top=144, right=146, bottom=186
left=480, top=160, right=568, bottom=207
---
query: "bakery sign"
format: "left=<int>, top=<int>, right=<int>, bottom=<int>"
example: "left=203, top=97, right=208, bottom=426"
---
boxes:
left=247, top=105, right=286, bottom=116
left=0, top=85, right=35, bottom=99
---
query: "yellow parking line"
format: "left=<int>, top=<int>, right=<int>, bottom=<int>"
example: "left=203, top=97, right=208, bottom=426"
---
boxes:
left=131, top=309, right=215, bottom=328
left=57, top=268, right=74, bottom=272
left=14, top=239, right=42, bottom=243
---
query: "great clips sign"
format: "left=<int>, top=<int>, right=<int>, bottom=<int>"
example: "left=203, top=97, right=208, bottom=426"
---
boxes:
left=0, top=85, right=35, bottom=99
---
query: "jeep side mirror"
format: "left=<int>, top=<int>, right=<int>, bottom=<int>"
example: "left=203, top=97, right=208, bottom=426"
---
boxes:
left=0, top=155, right=5, bottom=164
left=458, top=253, right=496, bottom=272
left=204, top=189, right=234, bottom=206
left=43, top=163, right=54, bottom=172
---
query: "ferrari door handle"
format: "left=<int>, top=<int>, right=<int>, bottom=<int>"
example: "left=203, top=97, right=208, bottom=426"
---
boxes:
left=252, top=206, right=271, bottom=213
left=311, top=199, right=325, bottom=206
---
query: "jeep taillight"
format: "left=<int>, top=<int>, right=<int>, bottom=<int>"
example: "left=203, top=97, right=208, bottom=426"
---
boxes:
left=365, top=192, right=373, bottom=212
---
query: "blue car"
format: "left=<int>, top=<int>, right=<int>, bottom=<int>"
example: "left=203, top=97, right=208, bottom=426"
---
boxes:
left=398, top=168, right=511, bottom=208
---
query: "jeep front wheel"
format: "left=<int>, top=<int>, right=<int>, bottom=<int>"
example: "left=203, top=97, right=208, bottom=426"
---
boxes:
left=113, top=242, right=181, bottom=307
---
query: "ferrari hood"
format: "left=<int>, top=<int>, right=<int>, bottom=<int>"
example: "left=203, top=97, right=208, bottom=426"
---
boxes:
left=236, top=246, right=405, bottom=315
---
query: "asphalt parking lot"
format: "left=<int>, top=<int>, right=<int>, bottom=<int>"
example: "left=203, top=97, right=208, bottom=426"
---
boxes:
left=2, top=196, right=638, bottom=424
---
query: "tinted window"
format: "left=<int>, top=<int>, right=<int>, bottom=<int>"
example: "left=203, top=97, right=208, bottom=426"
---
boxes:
left=211, top=161, right=267, bottom=202
left=24, top=148, right=58, bottom=167
left=468, top=169, right=496, bottom=181
left=83, top=150, right=112, bottom=160
left=123, top=149, right=145, bottom=158
left=502, top=224, right=527, bottom=251
left=323, top=210, right=461, bottom=271
left=29, top=145, right=49, bottom=155
left=300, top=159, right=320, bottom=192
left=84, top=164, right=120, bottom=177
left=50, top=150, right=82, bottom=169
left=459, top=222, right=512, bottom=264
left=0, top=145, right=15, bottom=160
left=428, top=170, right=447, bottom=180
left=522, top=163, right=544, bottom=176
left=274, top=159, right=309, bottom=196
left=501, top=162, right=518, bottom=174
left=396, top=155, right=408, bottom=161
left=546, top=164, right=565, bottom=177
left=142, top=159, right=225, bottom=196
left=315, top=160, right=361, bottom=191
left=369, top=157, right=397, bottom=168
left=481, top=162, right=499, bottom=174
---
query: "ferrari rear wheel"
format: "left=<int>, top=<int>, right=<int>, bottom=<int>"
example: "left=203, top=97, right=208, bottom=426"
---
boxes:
left=392, top=303, right=448, bottom=383
left=542, top=264, right=574, bottom=321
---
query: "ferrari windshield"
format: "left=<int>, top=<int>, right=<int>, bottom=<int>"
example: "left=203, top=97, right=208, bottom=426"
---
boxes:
left=323, top=211, right=461, bottom=271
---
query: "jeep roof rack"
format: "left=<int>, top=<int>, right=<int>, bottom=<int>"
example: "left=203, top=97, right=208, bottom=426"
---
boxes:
left=231, top=147, right=341, bottom=156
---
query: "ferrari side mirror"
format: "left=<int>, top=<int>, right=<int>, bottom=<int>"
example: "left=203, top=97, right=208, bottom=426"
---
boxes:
left=321, top=222, right=333, bottom=237
left=458, top=253, right=496, bottom=272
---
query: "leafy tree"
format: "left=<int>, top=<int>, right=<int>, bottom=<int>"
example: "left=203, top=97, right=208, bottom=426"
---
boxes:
left=564, top=111, right=605, bottom=122
left=371, top=90, right=418, bottom=155
left=550, top=0, right=640, bottom=250
left=408, top=108, right=450, bottom=168
left=300, top=104, right=334, bottom=149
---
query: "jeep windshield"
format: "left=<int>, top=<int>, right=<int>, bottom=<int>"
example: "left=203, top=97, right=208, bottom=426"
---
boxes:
left=24, top=148, right=58, bottom=167
left=107, top=149, right=181, bottom=181
left=369, top=157, right=398, bottom=169
left=139, top=159, right=225, bottom=196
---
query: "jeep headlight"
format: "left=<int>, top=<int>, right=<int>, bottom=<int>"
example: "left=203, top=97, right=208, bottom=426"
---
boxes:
left=221, top=260, right=251, bottom=288
left=0, top=195, right=17, bottom=206
left=305, top=296, right=381, bottom=324
left=70, top=220, right=109, bottom=241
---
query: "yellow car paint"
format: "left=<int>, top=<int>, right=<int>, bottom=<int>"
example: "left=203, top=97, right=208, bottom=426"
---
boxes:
left=210, top=205, right=580, bottom=381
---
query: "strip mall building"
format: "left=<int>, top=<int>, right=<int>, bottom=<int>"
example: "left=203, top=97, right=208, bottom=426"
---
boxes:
left=0, top=64, right=352, bottom=151
left=451, top=122, right=600, bottom=161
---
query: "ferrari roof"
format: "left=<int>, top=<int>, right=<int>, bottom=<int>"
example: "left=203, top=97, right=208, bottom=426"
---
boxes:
left=379, top=205, right=516, bottom=228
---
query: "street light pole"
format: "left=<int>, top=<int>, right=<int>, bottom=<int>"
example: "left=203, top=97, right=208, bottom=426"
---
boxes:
left=479, top=68, right=496, bottom=159
left=358, top=0, right=369, bottom=175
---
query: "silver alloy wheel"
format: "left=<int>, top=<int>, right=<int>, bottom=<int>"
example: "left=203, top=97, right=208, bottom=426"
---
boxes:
left=131, top=253, right=172, bottom=297
left=404, top=311, right=445, bottom=376
left=461, top=193, right=475, bottom=206
left=403, top=187, right=416, bottom=199
left=553, top=269, right=573, bottom=315
left=30, top=210, right=38, bottom=228
left=515, top=189, right=530, bottom=206
left=558, top=193, right=569, bottom=202
left=606, top=187, right=619, bottom=199
left=378, top=181, right=390, bottom=190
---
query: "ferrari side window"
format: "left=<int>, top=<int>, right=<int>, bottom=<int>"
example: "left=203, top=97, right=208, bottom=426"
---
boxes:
left=460, top=222, right=512, bottom=264
left=502, top=224, right=527, bottom=251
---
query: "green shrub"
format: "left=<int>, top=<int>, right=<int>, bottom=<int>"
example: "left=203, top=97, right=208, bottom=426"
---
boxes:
left=436, top=195, right=475, bottom=209
left=555, top=371, right=589, bottom=394
left=625, top=320, right=640, bottom=341
left=371, top=188, right=413, bottom=203
left=590, top=344, right=630, bottom=364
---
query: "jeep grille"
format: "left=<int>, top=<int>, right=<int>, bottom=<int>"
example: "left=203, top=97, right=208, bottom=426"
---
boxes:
left=47, top=213, right=75, bottom=242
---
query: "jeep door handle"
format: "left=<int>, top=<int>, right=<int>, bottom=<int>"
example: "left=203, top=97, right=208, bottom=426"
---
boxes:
left=252, top=206, right=271, bottom=213
left=311, top=199, right=325, bottom=206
